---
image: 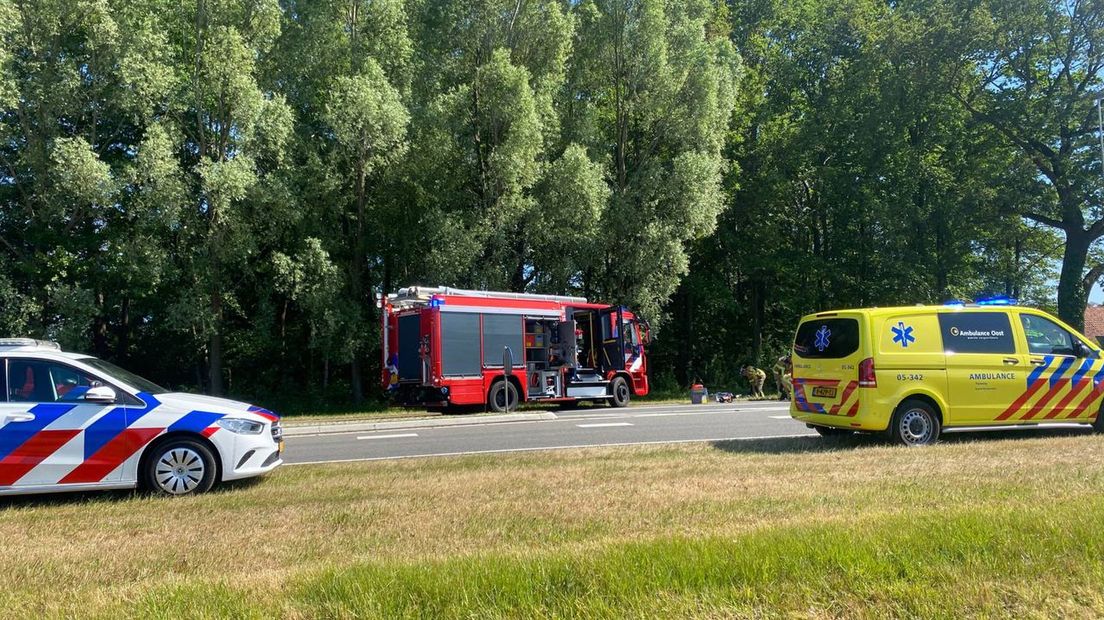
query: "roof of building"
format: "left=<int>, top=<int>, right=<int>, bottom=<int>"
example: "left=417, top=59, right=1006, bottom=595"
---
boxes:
left=1084, top=305, right=1104, bottom=339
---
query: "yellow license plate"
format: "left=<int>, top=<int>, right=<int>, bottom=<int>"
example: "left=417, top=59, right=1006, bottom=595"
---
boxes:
left=278, top=440, right=285, bottom=455
left=811, top=386, right=837, bottom=399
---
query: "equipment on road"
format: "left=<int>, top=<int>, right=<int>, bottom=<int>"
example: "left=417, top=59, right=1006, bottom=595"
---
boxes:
left=690, top=382, right=708, bottom=404
left=380, top=286, right=651, bottom=411
left=791, top=302, right=1104, bottom=446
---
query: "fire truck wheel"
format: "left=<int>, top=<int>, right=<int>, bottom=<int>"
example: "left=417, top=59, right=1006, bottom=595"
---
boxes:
left=488, top=380, right=519, bottom=413
left=609, top=376, right=631, bottom=408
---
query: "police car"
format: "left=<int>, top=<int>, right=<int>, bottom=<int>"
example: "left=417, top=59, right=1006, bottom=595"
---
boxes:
left=790, top=299, right=1104, bottom=446
left=0, top=338, right=283, bottom=496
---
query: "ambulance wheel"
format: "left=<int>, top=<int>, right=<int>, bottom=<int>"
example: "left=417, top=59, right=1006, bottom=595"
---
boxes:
left=609, top=376, right=631, bottom=408
left=889, top=399, right=941, bottom=447
left=1092, top=404, right=1104, bottom=433
left=488, top=380, right=519, bottom=413
left=812, top=425, right=852, bottom=437
left=143, top=437, right=217, bottom=496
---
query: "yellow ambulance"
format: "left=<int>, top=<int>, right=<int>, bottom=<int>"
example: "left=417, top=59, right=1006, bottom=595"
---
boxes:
left=790, top=300, right=1104, bottom=445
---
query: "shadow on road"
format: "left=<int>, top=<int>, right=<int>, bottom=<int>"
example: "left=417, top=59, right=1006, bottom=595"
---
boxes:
left=711, top=425, right=1096, bottom=455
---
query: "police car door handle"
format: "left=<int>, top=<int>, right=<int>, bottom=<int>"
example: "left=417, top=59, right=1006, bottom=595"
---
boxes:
left=1002, top=357, right=1018, bottom=365
left=6, top=412, right=35, bottom=422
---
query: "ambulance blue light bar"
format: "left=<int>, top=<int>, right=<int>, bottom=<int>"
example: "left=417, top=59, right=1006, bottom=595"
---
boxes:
left=976, top=295, right=1017, bottom=306
left=943, top=296, right=1017, bottom=307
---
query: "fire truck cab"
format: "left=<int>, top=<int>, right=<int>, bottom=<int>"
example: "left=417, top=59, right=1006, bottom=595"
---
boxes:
left=381, top=287, right=650, bottom=411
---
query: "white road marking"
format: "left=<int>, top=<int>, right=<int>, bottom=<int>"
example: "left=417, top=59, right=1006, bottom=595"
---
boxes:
left=357, top=433, right=419, bottom=440
left=628, top=410, right=720, bottom=419
left=577, top=422, right=634, bottom=428
left=769, top=415, right=792, bottom=419
left=287, top=433, right=820, bottom=466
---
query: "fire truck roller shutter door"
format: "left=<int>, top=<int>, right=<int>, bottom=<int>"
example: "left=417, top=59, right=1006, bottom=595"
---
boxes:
left=482, top=314, right=525, bottom=368
left=441, top=313, right=481, bottom=376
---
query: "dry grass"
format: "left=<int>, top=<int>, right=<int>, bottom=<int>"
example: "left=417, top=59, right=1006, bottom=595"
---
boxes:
left=3, top=431, right=1104, bottom=617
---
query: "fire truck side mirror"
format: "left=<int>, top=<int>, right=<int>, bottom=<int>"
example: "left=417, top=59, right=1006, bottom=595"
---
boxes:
left=640, top=323, right=652, bottom=346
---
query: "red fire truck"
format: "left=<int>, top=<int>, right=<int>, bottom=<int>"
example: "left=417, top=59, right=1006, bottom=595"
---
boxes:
left=380, top=286, right=650, bottom=411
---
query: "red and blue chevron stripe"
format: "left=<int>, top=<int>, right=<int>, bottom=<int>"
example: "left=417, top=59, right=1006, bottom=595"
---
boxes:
left=1, top=393, right=233, bottom=487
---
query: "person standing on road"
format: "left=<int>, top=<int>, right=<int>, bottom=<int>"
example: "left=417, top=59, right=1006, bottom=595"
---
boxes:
left=772, top=354, right=792, bottom=401
left=740, top=364, right=767, bottom=399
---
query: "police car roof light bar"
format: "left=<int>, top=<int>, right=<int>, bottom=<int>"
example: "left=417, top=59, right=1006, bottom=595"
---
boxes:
left=0, top=338, right=62, bottom=350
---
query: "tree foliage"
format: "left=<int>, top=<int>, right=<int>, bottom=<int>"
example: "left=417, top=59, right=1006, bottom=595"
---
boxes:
left=0, top=0, right=1093, bottom=404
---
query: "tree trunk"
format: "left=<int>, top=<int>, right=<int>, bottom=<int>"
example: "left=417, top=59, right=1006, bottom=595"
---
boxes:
left=350, top=359, right=364, bottom=404
left=208, top=291, right=224, bottom=395
left=92, top=290, right=108, bottom=358
left=1057, top=228, right=1090, bottom=332
left=348, top=157, right=367, bottom=405
left=116, top=296, right=130, bottom=361
left=751, top=278, right=765, bottom=361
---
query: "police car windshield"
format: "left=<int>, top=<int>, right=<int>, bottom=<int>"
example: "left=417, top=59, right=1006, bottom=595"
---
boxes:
left=80, top=358, right=167, bottom=394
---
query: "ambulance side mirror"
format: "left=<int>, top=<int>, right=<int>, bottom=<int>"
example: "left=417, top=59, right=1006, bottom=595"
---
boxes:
left=1076, top=340, right=1098, bottom=359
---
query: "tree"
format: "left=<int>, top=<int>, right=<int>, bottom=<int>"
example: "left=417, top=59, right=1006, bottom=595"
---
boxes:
left=323, top=65, right=409, bottom=401
left=563, top=0, right=740, bottom=320
left=164, top=0, right=293, bottom=394
left=954, top=0, right=1104, bottom=329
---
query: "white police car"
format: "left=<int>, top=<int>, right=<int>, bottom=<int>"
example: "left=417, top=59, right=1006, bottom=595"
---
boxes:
left=0, top=338, right=283, bottom=496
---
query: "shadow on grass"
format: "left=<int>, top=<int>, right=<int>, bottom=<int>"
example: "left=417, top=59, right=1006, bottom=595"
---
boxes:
left=0, top=473, right=270, bottom=510
left=0, top=487, right=138, bottom=510
left=710, top=424, right=1096, bottom=455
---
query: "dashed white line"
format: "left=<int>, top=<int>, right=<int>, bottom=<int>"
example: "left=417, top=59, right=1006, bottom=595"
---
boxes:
left=357, top=433, right=419, bottom=440
left=576, top=422, right=634, bottom=428
left=768, top=415, right=792, bottom=419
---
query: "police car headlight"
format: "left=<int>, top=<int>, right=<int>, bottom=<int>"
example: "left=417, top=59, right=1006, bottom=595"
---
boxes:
left=217, top=418, right=265, bottom=435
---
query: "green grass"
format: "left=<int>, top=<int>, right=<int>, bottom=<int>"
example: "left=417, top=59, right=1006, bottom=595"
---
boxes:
left=5, top=432, right=1104, bottom=618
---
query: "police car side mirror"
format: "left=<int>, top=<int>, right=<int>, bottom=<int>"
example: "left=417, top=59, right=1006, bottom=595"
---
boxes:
left=83, top=386, right=117, bottom=404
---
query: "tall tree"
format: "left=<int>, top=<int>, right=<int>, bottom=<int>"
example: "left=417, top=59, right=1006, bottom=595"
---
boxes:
left=563, top=0, right=739, bottom=320
left=166, top=0, right=293, bottom=394
left=955, top=0, right=1104, bottom=329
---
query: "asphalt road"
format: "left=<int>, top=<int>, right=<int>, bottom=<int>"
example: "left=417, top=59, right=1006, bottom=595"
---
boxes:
left=284, top=400, right=810, bottom=465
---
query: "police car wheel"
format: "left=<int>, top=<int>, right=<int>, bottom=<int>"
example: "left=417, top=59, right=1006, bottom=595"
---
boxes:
left=488, top=380, right=518, bottom=413
left=813, top=425, right=852, bottom=437
left=609, top=376, right=631, bottom=408
left=890, top=400, right=941, bottom=447
left=144, top=438, right=217, bottom=496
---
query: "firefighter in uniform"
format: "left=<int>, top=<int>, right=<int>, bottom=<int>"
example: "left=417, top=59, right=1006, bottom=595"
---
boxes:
left=772, top=354, right=792, bottom=401
left=740, top=365, right=767, bottom=399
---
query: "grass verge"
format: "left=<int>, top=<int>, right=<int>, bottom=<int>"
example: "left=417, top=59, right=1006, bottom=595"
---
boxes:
left=4, top=432, right=1104, bottom=617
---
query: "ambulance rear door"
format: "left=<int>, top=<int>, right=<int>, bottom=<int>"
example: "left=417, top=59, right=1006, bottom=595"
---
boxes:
left=792, top=313, right=866, bottom=416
